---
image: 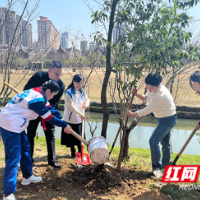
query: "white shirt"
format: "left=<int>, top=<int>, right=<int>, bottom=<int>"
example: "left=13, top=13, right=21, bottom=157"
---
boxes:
left=137, top=84, right=176, bottom=118
left=64, top=87, right=90, bottom=124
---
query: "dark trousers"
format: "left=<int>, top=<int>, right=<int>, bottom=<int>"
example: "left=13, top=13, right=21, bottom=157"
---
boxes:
left=61, top=122, right=82, bottom=157
left=27, top=116, right=56, bottom=164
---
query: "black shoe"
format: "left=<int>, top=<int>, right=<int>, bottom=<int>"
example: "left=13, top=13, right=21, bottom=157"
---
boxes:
left=71, top=152, right=76, bottom=159
left=48, top=162, right=62, bottom=169
left=148, top=171, right=156, bottom=178
left=71, top=155, right=76, bottom=159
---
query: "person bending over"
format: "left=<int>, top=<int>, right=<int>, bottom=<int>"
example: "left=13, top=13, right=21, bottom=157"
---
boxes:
left=126, top=73, right=177, bottom=177
left=0, top=80, right=71, bottom=200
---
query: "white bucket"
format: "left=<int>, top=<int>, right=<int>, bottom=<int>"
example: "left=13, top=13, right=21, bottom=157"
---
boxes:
left=88, top=136, right=109, bottom=164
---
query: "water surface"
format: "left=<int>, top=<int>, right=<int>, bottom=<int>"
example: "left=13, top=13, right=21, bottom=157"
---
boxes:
left=37, top=112, right=200, bottom=155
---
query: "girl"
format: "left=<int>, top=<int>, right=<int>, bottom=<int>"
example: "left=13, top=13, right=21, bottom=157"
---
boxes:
left=61, top=74, right=90, bottom=158
left=0, top=80, right=71, bottom=200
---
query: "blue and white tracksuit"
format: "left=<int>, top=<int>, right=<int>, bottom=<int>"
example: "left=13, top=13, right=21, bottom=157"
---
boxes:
left=0, top=87, right=68, bottom=195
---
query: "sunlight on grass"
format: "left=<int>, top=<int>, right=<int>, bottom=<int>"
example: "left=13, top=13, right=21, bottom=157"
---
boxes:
left=3, top=65, right=200, bottom=106
left=0, top=134, right=200, bottom=200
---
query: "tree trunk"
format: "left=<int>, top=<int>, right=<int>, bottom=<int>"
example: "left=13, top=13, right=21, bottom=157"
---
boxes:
left=101, top=0, right=119, bottom=138
left=122, top=129, right=131, bottom=160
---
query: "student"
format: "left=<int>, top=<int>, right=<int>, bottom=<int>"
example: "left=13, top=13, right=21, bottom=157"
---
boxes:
left=126, top=73, right=177, bottom=177
left=24, top=61, right=65, bottom=168
left=61, top=74, right=90, bottom=158
left=0, top=80, right=71, bottom=200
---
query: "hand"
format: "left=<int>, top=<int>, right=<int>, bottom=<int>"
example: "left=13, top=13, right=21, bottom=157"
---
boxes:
left=132, top=88, right=137, bottom=95
left=125, top=110, right=137, bottom=117
left=80, top=115, right=86, bottom=121
left=64, top=125, right=72, bottom=134
left=196, top=121, right=200, bottom=130
left=82, top=102, right=87, bottom=109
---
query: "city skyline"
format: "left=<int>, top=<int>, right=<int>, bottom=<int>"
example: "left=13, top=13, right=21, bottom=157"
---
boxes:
left=0, top=7, right=32, bottom=48
left=27, top=1, right=200, bottom=42
left=0, top=1, right=200, bottom=49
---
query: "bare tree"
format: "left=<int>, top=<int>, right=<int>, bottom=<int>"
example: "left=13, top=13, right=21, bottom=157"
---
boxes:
left=0, top=0, right=64, bottom=109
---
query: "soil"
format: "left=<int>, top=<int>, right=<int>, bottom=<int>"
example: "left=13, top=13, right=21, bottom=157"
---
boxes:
left=2, top=156, right=172, bottom=200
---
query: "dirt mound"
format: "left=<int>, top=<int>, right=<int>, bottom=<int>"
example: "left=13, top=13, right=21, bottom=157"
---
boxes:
left=68, top=163, right=168, bottom=199
left=11, top=159, right=171, bottom=199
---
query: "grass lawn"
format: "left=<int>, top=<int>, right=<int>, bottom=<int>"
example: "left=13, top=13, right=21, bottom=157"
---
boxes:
left=0, top=136, right=200, bottom=200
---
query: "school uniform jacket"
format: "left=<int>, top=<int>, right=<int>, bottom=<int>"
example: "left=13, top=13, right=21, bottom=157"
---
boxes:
left=64, top=87, right=89, bottom=124
left=0, top=87, right=67, bottom=133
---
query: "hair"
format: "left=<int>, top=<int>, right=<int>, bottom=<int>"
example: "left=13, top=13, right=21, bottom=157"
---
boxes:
left=190, top=71, right=200, bottom=94
left=49, top=61, right=63, bottom=70
left=66, top=74, right=84, bottom=95
left=145, top=73, right=162, bottom=87
left=42, top=80, right=60, bottom=93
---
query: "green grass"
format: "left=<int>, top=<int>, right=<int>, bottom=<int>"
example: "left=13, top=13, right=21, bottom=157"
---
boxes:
left=1, top=136, right=200, bottom=199
left=161, top=184, right=200, bottom=200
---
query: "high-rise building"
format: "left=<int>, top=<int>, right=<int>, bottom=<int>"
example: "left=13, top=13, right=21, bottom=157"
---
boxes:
left=37, top=16, right=60, bottom=50
left=15, top=15, right=23, bottom=46
left=89, top=42, right=96, bottom=50
left=22, top=20, right=32, bottom=48
left=80, top=40, right=87, bottom=52
left=113, top=23, right=125, bottom=44
left=0, top=7, right=16, bottom=46
left=27, top=23, right=32, bottom=48
left=0, top=7, right=32, bottom=47
left=61, top=32, right=69, bottom=49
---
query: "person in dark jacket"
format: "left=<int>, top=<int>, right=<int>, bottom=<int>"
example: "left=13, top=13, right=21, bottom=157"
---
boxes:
left=24, top=61, right=65, bottom=168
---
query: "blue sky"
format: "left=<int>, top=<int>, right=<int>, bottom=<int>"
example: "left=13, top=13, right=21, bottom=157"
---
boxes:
left=35, top=0, right=200, bottom=45
left=1, top=0, right=200, bottom=45
left=33, top=0, right=98, bottom=40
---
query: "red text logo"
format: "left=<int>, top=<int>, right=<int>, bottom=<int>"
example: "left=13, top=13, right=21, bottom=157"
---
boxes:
left=162, top=165, right=200, bottom=183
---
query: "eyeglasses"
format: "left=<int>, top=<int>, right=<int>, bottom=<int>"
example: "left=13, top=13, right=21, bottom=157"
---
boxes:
left=50, top=70, right=62, bottom=77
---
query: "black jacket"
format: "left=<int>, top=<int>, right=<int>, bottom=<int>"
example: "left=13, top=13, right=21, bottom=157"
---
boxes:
left=24, top=71, right=65, bottom=109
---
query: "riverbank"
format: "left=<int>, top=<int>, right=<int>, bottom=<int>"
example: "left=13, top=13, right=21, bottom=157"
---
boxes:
left=1, top=97, right=200, bottom=119
left=0, top=137, right=200, bottom=200
left=58, top=100, right=200, bottom=120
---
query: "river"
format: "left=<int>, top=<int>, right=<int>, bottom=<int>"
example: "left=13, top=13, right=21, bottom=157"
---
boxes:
left=36, top=112, right=200, bottom=155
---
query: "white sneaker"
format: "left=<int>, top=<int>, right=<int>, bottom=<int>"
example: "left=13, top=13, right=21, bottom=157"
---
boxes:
left=3, top=193, right=15, bottom=200
left=21, top=175, right=42, bottom=185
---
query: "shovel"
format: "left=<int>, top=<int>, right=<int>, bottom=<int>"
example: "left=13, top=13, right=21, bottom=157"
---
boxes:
left=4, top=82, right=20, bottom=94
left=153, top=125, right=199, bottom=178
left=75, top=109, right=91, bottom=166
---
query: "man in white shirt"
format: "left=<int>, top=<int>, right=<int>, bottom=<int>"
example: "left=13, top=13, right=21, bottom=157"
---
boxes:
left=126, top=73, right=177, bottom=177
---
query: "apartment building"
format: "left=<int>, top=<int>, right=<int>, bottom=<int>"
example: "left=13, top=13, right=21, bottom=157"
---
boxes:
left=61, top=32, right=69, bottom=49
left=89, top=42, right=96, bottom=50
left=0, top=7, right=32, bottom=47
left=22, top=20, right=32, bottom=48
left=0, top=7, right=16, bottom=46
left=37, top=16, right=60, bottom=50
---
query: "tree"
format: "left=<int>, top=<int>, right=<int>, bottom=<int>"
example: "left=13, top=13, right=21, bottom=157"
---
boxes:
left=0, top=0, right=63, bottom=109
left=91, top=0, right=200, bottom=169
left=44, top=59, right=52, bottom=68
